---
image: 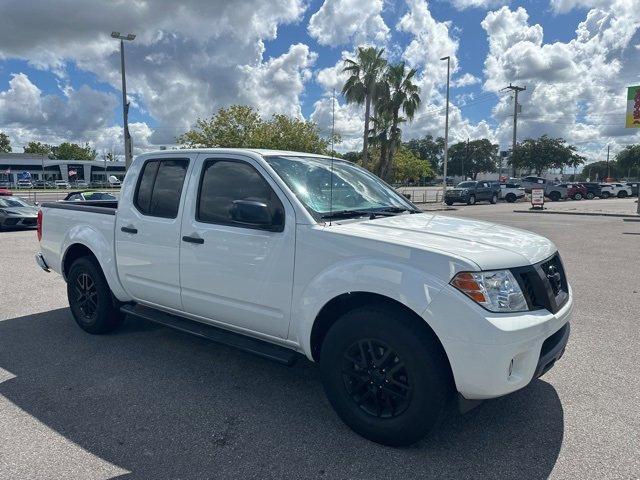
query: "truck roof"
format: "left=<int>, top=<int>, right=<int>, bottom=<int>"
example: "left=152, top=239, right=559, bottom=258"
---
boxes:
left=140, top=148, right=333, bottom=160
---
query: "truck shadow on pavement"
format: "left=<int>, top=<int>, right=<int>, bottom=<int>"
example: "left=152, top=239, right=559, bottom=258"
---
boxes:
left=0, top=308, right=564, bottom=480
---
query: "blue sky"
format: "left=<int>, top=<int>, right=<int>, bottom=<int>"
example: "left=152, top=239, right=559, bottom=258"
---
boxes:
left=0, top=0, right=638, bottom=162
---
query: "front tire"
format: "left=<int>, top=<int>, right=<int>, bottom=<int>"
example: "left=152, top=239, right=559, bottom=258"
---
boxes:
left=618, top=190, right=628, bottom=198
left=548, top=191, right=561, bottom=202
left=586, top=192, right=594, bottom=200
left=505, top=193, right=516, bottom=203
left=445, top=200, right=453, bottom=206
left=67, top=257, right=125, bottom=334
left=319, top=305, right=451, bottom=446
left=467, top=194, right=476, bottom=205
left=490, top=193, right=498, bottom=204
left=573, top=193, right=583, bottom=200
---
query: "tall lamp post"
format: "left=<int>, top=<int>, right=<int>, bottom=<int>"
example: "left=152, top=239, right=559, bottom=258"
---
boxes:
left=440, top=56, right=450, bottom=204
left=111, top=31, right=136, bottom=171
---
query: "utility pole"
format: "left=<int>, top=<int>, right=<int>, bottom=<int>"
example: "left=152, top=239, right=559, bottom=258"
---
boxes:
left=441, top=56, right=451, bottom=204
left=503, top=84, right=526, bottom=177
left=111, top=32, right=136, bottom=170
left=464, top=137, right=469, bottom=180
left=606, top=144, right=610, bottom=180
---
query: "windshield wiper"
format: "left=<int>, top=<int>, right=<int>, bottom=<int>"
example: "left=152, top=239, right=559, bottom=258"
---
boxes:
left=368, top=206, right=420, bottom=218
left=320, top=209, right=371, bottom=220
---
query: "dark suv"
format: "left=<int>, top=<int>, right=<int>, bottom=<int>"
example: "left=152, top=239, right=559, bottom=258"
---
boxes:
left=579, top=182, right=602, bottom=199
left=445, top=181, right=499, bottom=205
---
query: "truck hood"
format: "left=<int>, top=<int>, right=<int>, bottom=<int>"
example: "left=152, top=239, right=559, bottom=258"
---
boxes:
left=332, top=213, right=556, bottom=270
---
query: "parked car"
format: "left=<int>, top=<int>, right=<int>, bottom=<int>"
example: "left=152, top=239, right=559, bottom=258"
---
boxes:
left=0, top=188, right=13, bottom=196
left=579, top=182, right=602, bottom=199
left=63, top=190, right=117, bottom=202
left=0, top=181, right=12, bottom=188
left=600, top=183, right=631, bottom=198
left=16, top=180, right=34, bottom=189
left=626, top=182, right=639, bottom=196
left=0, top=196, right=38, bottom=229
left=54, top=180, right=71, bottom=189
left=519, top=176, right=548, bottom=193
left=444, top=180, right=499, bottom=205
left=545, top=183, right=568, bottom=202
left=36, top=148, right=572, bottom=446
left=563, top=183, right=588, bottom=200
left=499, top=183, right=525, bottom=203
left=72, top=180, right=90, bottom=189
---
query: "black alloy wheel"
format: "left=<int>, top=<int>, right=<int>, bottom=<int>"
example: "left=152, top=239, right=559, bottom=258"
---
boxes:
left=74, top=272, right=98, bottom=320
left=342, top=339, right=411, bottom=418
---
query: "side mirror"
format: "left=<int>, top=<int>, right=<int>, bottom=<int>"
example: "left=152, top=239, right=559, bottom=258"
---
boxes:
left=230, top=200, right=283, bottom=231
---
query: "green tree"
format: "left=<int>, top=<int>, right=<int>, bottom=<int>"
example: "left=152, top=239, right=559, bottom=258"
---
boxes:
left=393, top=147, right=433, bottom=184
left=256, top=114, right=332, bottom=154
left=375, top=62, right=421, bottom=181
left=0, top=132, right=11, bottom=153
left=342, top=46, right=387, bottom=168
left=581, top=160, right=620, bottom=181
left=51, top=142, right=97, bottom=161
left=24, top=141, right=53, bottom=157
left=447, top=139, right=498, bottom=180
left=403, top=135, right=444, bottom=172
left=342, top=151, right=362, bottom=163
left=176, top=105, right=263, bottom=148
left=511, top=135, right=583, bottom=176
left=616, top=144, right=640, bottom=178
left=177, top=105, right=333, bottom=154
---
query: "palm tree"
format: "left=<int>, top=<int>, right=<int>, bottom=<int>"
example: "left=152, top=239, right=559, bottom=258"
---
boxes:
left=342, top=46, right=387, bottom=168
left=377, top=62, right=421, bottom=180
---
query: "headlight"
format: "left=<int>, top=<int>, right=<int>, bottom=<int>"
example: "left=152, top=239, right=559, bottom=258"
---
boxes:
left=450, top=270, right=528, bottom=312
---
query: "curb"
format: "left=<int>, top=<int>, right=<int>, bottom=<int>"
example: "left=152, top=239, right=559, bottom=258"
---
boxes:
left=513, top=209, right=640, bottom=219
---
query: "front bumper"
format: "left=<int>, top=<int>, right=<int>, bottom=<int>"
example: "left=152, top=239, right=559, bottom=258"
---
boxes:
left=425, top=284, right=573, bottom=400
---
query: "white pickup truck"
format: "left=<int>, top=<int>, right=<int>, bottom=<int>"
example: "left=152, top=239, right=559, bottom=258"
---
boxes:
left=35, top=149, right=572, bottom=446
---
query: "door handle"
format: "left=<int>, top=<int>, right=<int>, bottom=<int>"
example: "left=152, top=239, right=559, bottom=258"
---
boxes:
left=182, top=235, right=204, bottom=244
left=121, top=226, right=138, bottom=234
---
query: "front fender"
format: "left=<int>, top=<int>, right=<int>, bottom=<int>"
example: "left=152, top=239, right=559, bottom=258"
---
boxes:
left=291, top=258, right=448, bottom=360
left=61, top=224, right=131, bottom=302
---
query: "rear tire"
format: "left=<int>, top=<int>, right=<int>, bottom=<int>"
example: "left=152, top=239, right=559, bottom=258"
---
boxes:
left=445, top=200, right=453, bottom=206
left=319, top=304, right=451, bottom=446
left=67, top=257, right=125, bottom=334
left=573, top=193, right=583, bottom=200
left=586, top=192, right=594, bottom=200
left=505, top=193, right=516, bottom=203
left=618, top=190, right=628, bottom=198
left=601, top=191, right=610, bottom=199
left=490, top=193, right=498, bottom=204
left=548, top=191, right=561, bottom=202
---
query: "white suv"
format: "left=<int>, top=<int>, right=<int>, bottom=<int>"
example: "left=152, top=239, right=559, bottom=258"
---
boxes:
left=600, top=183, right=632, bottom=198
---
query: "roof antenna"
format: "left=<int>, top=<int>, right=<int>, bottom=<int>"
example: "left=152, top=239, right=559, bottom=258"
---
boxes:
left=328, top=88, right=336, bottom=226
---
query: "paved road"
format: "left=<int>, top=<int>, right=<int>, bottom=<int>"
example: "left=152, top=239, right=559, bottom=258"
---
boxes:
left=1, top=205, right=639, bottom=479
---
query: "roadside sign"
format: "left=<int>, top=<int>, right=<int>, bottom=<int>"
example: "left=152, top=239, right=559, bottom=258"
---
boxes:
left=531, top=188, right=544, bottom=209
left=625, top=85, right=640, bottom=128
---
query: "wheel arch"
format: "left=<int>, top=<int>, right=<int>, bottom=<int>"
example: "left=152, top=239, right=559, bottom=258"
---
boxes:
left=309, top=292, right=454, bottom=385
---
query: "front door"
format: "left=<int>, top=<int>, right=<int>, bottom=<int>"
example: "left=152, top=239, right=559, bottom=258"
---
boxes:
left=179, top=154, right=295, bottom=339
left=115, top=156, right=193, bottom=310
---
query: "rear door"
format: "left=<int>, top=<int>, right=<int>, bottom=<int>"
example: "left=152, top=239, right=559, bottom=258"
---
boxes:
left=115, top=156, right=194, bottom=310
left=178, top=153, right=296, bottom=339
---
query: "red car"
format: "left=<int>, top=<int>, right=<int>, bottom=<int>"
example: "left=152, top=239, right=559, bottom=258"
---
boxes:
left=566, top=183, right=587, bottom=200
left=0, top=188, right=13, bottom=196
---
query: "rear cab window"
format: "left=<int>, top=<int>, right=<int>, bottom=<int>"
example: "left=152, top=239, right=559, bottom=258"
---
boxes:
left=134, top=158, right=189, bottom=218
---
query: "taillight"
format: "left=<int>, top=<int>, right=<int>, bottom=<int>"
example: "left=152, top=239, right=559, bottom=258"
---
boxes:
left=37, top=210, right=43, bottom=241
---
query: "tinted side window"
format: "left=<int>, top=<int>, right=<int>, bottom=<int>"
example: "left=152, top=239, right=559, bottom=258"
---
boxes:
left=197, top=160, right=284, bottom=229
left=134, top=159, right=188, bottom=218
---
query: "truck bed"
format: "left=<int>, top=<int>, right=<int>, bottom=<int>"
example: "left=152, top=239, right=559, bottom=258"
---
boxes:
left=40, top=200, right=118, bottom=214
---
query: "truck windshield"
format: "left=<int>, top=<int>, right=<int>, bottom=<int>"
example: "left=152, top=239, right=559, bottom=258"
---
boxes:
left=265, top=155, right=416, bottom=219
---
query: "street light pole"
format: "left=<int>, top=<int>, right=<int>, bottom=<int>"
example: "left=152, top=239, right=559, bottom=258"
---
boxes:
left=111, top=31, right=136, bottom=171
left=441, top=56, right=451, bottom=204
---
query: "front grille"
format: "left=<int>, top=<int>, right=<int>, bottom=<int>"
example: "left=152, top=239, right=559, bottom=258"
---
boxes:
left=513, top=253, right=569, bottom=314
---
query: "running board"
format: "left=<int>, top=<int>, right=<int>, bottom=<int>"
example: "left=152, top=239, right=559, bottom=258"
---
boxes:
left=120, top=304, right=298, bottom=366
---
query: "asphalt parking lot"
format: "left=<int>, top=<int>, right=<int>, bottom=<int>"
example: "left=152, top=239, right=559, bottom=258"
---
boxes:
left=1, top=203, right=639, bottom=479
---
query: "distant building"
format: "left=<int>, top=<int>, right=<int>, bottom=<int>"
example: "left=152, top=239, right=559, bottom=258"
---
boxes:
left=0, top=153, right=125, bottom=185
